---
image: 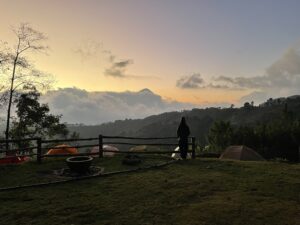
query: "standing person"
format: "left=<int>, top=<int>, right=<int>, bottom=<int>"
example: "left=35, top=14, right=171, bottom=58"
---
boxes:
left=177, top=117, right=190, bottom=159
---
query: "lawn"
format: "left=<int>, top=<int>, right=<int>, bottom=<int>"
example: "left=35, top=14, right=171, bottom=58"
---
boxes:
left=0, top=157, right=299, bottom=225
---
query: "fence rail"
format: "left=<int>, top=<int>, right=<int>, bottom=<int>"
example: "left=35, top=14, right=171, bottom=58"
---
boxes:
left=0, top=135, right=196, bottom=163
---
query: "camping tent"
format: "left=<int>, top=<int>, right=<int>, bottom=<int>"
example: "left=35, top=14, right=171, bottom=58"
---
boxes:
left=219, top=145, right=264, bottom=161
left=46, top=144, right=78, bottom=155
left=0, top=155, right=30, bottom=165
left=129, top=145, right=162, bottom=153
left=171, top=146, right=192, bottom=159
left=91, top=145, right=119, bottom=157
left=129, top=145, right=147, bottom=152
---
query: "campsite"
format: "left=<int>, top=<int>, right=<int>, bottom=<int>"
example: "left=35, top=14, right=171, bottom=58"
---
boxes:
left=1, top=1, right=300, bottom=224
left=0, top=135, right=299, bottom=225
left=0, top=155, right=299, bottom=225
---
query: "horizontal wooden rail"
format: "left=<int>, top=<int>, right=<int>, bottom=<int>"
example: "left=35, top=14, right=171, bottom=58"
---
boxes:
left=103, top=142, right=180, bottom=146
left=102, top=135, right=179, bottom=140
left=41, top=137, right=98, bottom=143
left=0, top=137, right=38, bottom=143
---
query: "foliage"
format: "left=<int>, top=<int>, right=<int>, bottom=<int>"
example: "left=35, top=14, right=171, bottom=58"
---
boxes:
left=0, top=23, right=52, bottom=144
left=9, top=87, right=68, bottom=144
left=207, top=120, right=233, bottom=152
left=207, top=108, right=300, bottom=162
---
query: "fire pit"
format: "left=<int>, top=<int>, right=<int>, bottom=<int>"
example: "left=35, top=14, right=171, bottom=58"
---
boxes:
left=66, top=156, right=93, bottom=174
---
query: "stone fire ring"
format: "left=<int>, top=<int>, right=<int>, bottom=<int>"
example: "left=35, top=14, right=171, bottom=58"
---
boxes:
left=66, top=156, right=94, bottom=174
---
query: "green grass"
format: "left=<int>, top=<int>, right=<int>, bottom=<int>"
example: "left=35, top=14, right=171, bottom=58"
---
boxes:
left=0, top=157, right=299, bottom=225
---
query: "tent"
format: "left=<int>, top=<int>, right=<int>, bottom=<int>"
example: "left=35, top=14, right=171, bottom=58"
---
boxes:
left=0, top=155, right=30, bottom=165
left=219, top=145, right=265, bottom=161
left=46, top=144, right=78, bottom=155
left=129, top=145, right=162, bottom=153
left=130, top=145, right=148, bottom=152
left=91, top=145, right=119, bottom=157
left=171, top=146, right=192, bottom=159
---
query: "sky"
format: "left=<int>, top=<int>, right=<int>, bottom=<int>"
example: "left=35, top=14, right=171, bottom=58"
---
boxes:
left=1, top=0, right=300, bottom=123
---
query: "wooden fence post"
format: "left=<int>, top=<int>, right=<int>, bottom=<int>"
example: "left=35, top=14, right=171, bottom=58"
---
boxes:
left=192, top=137, right=196, bottom=159
left=37, top=138, right=42, bottom=163
left=98, top=135, right=103, bottom=158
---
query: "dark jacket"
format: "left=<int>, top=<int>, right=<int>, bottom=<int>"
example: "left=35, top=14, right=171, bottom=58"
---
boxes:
left=177, top=119, right=190, bottom=139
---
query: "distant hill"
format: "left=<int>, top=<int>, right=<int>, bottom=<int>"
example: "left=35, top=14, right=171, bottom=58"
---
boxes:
left=66, top=95, right=300, bottom=145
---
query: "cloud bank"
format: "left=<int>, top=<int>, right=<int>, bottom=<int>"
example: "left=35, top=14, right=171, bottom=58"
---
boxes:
left=41, top=87, right=194, bottom=125
left=176, top=47, right=300, bottom=104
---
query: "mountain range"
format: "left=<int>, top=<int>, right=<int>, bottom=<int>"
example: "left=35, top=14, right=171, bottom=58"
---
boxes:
left=68, top=95, right=300, bottom=146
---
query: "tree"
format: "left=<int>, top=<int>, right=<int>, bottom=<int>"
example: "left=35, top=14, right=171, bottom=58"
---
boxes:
left=207, top=120, right=233, bottom=152
left=10, top=86, right=68, bottom=145
left=243, top=102, right=251, bottom=109
left=0, top=23, right=52, bottom=148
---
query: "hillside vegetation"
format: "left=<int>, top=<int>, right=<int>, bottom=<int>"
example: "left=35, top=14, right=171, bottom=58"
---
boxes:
left=68, top=96, right=300, bottom=145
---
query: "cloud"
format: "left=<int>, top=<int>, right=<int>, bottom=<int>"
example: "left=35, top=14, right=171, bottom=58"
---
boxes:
left=104, top=59, right=133, bottom=78
left=73, top=39, right=103, bottom=62
left=207, top=83, right=231, bottom=89
left=41, top=87, right=195, bottom=125
left=208, top=47, right=300, bottom=103
left=176, top=73, right=205, bottom=89
left=174, top=46, right=300, bottom=106
left=239, top=91, right=269, bottom=105
left=266, top=48, right=300, bottom=76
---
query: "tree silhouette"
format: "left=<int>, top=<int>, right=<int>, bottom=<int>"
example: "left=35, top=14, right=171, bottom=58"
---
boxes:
left=10, top=86, right=68, bottom=146
left=207, top=120, right=233, bottom=152
left=0, top=23, right=52, bottom=148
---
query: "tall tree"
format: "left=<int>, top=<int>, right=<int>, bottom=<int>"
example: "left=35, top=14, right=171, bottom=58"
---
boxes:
left=0, top=23, right=52, bottom=148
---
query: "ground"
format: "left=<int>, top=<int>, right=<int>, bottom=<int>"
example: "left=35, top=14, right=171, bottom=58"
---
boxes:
left=0, top=156, right=299, bottom=225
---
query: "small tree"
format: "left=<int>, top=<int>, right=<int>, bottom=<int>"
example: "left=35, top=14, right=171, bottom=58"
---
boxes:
left=0, top=23, right=52, bottom=148
left=10, top=86, right=68, bottom=147
left=207, top=120, right=233, bottom=152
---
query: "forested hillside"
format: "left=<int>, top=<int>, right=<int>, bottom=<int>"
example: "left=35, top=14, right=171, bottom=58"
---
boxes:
left=68, top=96, right=300, bottom=146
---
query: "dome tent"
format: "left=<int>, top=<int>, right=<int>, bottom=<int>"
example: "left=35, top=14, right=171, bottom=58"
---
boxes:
left=130, top=145, right=148, bottom=152
left=46, top=144, right=78, bottom=155
left=91, top=145, right=119, bottom=157
left=219, top=145, right=264, bottom=161
left=0, top=155, right=30, bottom=164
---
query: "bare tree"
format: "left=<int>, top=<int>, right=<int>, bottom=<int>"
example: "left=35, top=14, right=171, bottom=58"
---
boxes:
left=0, top=23, right=52, bottom=149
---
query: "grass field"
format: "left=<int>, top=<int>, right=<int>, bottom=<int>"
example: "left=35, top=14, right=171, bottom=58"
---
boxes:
left=0, top=156, right=299, bottom=225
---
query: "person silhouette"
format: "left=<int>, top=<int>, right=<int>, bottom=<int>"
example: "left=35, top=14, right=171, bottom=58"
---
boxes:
left=177, top=117, right=190, bottom=159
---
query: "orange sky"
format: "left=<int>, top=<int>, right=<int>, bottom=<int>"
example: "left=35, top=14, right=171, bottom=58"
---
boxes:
left=2, top=0, right=299, bottom=106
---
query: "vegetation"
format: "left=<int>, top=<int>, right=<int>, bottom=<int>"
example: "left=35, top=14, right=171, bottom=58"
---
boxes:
left=67, top=96, right=300, bottom=161
left=0, top=23, right=51, bottom=147
left=8, top=86, right=69, bottom=149
left=0, top=158, right=299, bottom=225
left=207, top=120, right=233, bottom=152
left=207, top=104, right=300, bottom=162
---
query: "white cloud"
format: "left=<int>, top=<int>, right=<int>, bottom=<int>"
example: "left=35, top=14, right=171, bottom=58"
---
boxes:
left=41, top=87, right=195, bottom=124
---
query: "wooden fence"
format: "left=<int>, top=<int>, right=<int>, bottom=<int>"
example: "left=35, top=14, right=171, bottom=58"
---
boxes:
left=0, top=135, right=196, bottom=163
